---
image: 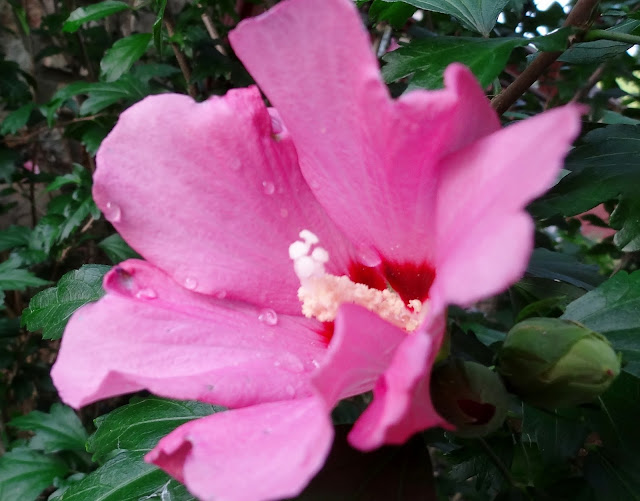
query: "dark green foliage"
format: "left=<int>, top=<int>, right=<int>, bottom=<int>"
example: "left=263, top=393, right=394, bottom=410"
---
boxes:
left=1, top=0, right=640, bottom=500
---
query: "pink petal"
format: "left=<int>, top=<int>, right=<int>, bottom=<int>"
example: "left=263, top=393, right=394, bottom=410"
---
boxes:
left=348, top=313, right=450, bottom=451
left=51, top=260, right=327, bottom=409
left=230, top=0, right=499, bottom=265
left=147, top=398, right=333, bottom=501
left=312, top=304, right=407, bottom=405
left=432, top=105, right=583, bottom=307
left=94, top=87, right=352, bottom=315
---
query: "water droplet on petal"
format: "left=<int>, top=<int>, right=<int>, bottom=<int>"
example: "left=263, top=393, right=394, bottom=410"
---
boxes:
left=258, top=308, right=278, bottom=326
left=270, top=114, right=283, bottom=134
left=311, top=359, right=320, bottom=369
left=285, top=384, right=296, bottom=397
left=280, top=208, right=289, bottom=218
left=184, top=277, right=198, bottom=290
left=279, top=353, right=304, bottom=373
left=262, top=181, right=275, bottom=195
left=104, top=202, right=121, bottom=222
left=357, top=246, right=381, bottom=267
left=215, top=290, right=227, bottom=299
left=135, top=288, right=157, bottom=300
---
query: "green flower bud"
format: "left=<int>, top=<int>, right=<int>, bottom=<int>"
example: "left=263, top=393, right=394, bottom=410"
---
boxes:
left=497, top=317, right=620, bottom=409
left=431, top=360, right=509, bottom=438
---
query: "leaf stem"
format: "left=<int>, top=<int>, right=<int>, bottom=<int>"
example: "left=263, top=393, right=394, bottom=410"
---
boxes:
left=585, top=29, right=640, bottom=44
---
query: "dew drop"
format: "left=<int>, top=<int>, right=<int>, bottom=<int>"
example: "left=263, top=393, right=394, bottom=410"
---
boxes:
left=280, top=208, right=289, bottom=218
left=184, top=277, right=198, bottom=290
left=215, top=290, right=227, bottom=299
left=311, top=359, right=320, bottom=369
left=285, top=384, right=296, bottom=397
left=279, top=353, right=305, bottom=373
left=262, top=181, right=275, bottom=195
left=258, top=308, right=278, bottom=326
left=270, top=114, right=283, bottom=134
left=357, top=246, right=381, bottom=267
left=104, top=202, right=121, bottom=222
left=135, top=288, right=157, bottom=300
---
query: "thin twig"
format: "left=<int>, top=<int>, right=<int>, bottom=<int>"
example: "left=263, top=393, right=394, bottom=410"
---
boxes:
left=165, top=19, right=198, bottom=99
left=570, top=62, right=607, bottom=102
left=2, top=115, right=105, bottom=148
left=491, top=0, right=600, bottom=115
left=200, top=6, right=228, bottom=55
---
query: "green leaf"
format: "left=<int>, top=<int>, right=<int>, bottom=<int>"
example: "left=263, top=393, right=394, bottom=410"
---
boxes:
left=383, top=0, right=509, bottom=35
left=0, top=225, right=31, bottom=252
left=531, top=125, right=640, bottom=250
left=0, top=258, right=49, bottom=291
left=610, top=196, right=640, bottom=252
left=562, top=271, right=640, bottom=377
left=521, top=406, right=589, bottom=466
left=584, top=448, right=640, bottom=501
left=79, top=122, right=111, bottom=155
left=100, top=33, right=153, bottom=82
left=383, top=36, right=525, bottom=90
left=22, top=265, right=111, bottom=340
left=89, top=398, right=220, bottom=463
left=98, top=234, right=141, bottom=263
left=49, top=79, right=146, bottom=117
left=0, top=147, right=19, bottom=182
left=47, top=164, right=88, bottom=191
left=0, top=448, right=68, bottom=501
left=0, top=102, right=34, bottom=135
left=459, top=321, right=506, bottom=346
left=530, top=27, right=576, bottom=52
left=152, top=0, right=168, bottom=52
left=370, top=0, right=416, bottom=28
left=53, top=398, right=215, bottom=501
left=54, top=451, right=194, bottom=501
left=9, top=403, right=88, bottom=453
left=63, top=1, right=131, bottom=33
left=58, top=195, right=97, bottom=241
left=582, top=373, right=640, bottom=500
left=560, top=20, right=640, bottom=64
left=526, top=248, right=604, bottom=290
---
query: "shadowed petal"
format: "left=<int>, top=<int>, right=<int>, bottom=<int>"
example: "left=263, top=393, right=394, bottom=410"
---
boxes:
left=94, top=87, right=352, bottom=314
left=312, top=304, right=407, bottom=405
left=348, top=313, right=450, bottom=451
left=52, top=260, right=326, bottom=409
left=147, top=398, right=333, bottom=501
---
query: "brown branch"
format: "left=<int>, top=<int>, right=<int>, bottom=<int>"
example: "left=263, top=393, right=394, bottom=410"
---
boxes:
left=164, top=19, right=198, bottom=99
left=200, top=6, right=228, bottom=56
left=570, top=62, right=607, bottom=102
left=491, top=0, right=601, bottom=115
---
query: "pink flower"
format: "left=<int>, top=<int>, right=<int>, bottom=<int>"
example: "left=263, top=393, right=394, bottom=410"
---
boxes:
left=23, top=160, right=41, bottom=174
left=51, top=0, right=582, bottom=499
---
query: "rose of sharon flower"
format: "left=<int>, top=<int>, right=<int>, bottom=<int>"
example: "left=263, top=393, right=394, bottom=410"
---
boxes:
left=51, top=0, right=582, bottom=499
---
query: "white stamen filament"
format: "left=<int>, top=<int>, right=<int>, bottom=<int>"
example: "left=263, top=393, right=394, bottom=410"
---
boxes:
left=289, top=230, right=426, bottom=332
